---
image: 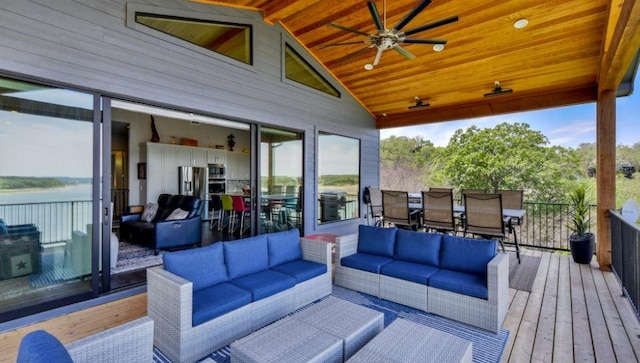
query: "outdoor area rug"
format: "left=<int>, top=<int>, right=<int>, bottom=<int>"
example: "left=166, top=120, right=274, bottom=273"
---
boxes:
left=112, top=241, right=164, bottom=274
left=508, top=252, right=541, bottom=292
left=153, top=286, right=509, bottom=363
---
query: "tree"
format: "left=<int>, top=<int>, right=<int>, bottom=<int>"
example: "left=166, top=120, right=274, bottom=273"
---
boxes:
left=380, top=136, right=436, bottom=191
left=432, top=122, right=580, bottom=201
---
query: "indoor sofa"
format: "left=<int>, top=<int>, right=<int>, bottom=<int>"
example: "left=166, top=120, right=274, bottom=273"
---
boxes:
left=335, top=225, right=508, bottom=333
left=120, top=194, right=202, bottom=254
left=146, top=228, right=332, bottom=363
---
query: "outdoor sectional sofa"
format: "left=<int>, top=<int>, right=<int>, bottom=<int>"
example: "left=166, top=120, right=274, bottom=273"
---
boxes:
left=335, top=225, right=508, bottom=333
left=146, top=228, right=332, bottom=363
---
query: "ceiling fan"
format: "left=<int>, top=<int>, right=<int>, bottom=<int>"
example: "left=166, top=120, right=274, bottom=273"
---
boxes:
left=324, top=0, right=459, bottom=70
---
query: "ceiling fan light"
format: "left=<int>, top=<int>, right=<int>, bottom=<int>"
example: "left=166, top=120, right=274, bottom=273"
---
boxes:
left=432, top=44, right=444, bottom=52
left=364, top=63, right=374, bottom=71
left=513, top=18, right=528, bottom=29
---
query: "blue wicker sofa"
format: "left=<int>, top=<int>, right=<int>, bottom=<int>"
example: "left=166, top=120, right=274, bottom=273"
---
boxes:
left=335, top=225, right=508, bottom=333
left=146, top=228, right=332, bottom=363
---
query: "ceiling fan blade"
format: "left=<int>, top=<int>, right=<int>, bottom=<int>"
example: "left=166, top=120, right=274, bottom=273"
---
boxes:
left=367, top=2, right=384, bottom=32
left=392, top=0, right=432, bottom=32
left=320, top=41, right=370, bottom=48
left=372, top=48, right=384, bottom=66
left=327, top=22, right=372, bottom=37
left=392, top=45, right=415, bottom=60
left=404, top=16, right=459, bottom=36
left=336, top=46, right=374, bottom=62
left=402, top=38, right=447, bottom=45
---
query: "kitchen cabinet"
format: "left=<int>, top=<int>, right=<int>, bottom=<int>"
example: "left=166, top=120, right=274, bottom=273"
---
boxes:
left=178, top=146, right=207, bottom=167
left=227, top=152, right=250, bottom=180
left=142, top=143, right=180, bottom=202
left=207, top=149, right=226, bottom=165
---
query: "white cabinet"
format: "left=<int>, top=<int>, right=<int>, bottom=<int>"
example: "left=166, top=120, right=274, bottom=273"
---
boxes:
left=143, top=143, right=180, bottom=202
left=207, top=149, right=226, bottom=165
left=178, top=146, right=208, bottom=167
left=227, top=152, right=250, bottom=180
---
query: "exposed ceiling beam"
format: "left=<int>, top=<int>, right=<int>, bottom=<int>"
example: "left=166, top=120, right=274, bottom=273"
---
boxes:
left=376, top=85, right=597, bottom=129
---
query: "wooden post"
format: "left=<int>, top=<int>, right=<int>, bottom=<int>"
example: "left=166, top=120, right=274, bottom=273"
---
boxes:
left=596, top=90, right=615, bottom=271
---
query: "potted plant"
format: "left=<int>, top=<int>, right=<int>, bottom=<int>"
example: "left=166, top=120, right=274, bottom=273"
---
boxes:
left=568, top=185, right=595, bottom=264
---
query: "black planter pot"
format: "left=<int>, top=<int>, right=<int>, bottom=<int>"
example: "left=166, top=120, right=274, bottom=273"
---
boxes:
left=569, top=233, right=595, bottom=264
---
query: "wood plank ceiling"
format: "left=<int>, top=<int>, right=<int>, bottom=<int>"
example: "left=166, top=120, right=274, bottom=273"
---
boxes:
left=196, top=1, right=638, bottom=129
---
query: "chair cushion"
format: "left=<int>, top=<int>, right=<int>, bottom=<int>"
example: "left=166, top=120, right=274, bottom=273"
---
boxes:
left=141, top=202, right=158, bottom=222
left=224, top=235, right=269, bottom=279
left=395, top=229, right=441, bottom=266
left=341, top=253, right=393, bottom=273
left=267, top=229, right=302, bottom=267
left=428, top=269, right=488, bottom=299
left=192, top=282, right=252, bottom=326
left=440, top=235, right=497, bottom=275
left=163, top=243, right=227, bottom=291
left=165, top=208, right=189, bottom=220
left=270, top=259, right=327, bottom=283
left=229, top=270, right=296, bottom=301
left=380, top=260, right=440, bottom=284
left=357, top=224, right=396, bottom=257
left=17, top=330, right=73, bottom=363
left=0, top=220, right=7, bottom=235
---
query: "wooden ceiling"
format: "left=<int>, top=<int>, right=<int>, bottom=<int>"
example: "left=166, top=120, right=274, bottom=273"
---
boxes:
left=196, top=0, right=640, bottom=129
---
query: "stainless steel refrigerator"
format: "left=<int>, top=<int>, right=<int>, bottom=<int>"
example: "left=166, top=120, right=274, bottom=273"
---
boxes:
left=178, top=167, right=208, bottom=216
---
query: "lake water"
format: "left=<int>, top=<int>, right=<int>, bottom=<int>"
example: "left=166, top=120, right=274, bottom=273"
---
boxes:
left=0, top=184, right=92, bottom=204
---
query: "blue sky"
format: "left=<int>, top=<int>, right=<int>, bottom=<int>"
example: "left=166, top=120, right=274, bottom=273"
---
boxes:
left=380, top=77, right=640, bottom=148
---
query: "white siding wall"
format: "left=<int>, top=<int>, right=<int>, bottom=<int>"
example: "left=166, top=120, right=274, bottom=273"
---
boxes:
left=0, top=0, right=379, bottom=235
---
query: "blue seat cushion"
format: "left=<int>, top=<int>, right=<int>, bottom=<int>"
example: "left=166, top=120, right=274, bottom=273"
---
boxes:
left=357, top=224, right=397, bottom=257
left=0, top=220, right=8, bottom=235
left=270, top=259, right=327, bottom=283
left=192, top=282, right=252, bottom=326
left=380, top=260, right=440, bottom=284
left=267, top=228, right=302, bottom=267
left=163, top=243, right=227, bottom=292
left=395, top=229, right=441, bottom=266
left=428, top=269, right=488, bottom=299
left=17, top=330, right=73, bottom=363
left=341, top=253, right=393, bottom=274
left=440, top=235, right=497, bottom=275
left=224, top=235, right=269, bottom=279
left=229, top=270, right=296, bottom=301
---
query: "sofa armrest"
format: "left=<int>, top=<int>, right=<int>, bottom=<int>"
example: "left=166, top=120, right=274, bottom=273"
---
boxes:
left=120, top=213, right=141, bottom=223
left=153, top=216, right=202, bottom=248
left=487, top=252, right=509, bottom=302
left=335, top=233, right=358, bottom=262
left=66, top=316, right=154, bottom=362
left=147, top=266, right=194, bottom=332
left=300, top=237, right=331, bottom=266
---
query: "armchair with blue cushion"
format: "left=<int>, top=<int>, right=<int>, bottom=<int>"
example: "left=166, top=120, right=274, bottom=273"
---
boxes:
left=0, top=219, right=41, bottom=280
left=119, top=194, right=203, bottom=254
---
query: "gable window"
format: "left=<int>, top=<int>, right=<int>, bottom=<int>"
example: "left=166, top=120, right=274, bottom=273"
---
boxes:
left=135, top=13, right=252, bottom=65
left=285, top=44, right=340, bottom=97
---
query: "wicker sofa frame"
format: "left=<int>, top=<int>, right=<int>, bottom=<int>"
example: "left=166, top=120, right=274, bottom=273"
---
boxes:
left=335, top=232, right=508, bottom=333
left=147, top=236, right=332, bottom=363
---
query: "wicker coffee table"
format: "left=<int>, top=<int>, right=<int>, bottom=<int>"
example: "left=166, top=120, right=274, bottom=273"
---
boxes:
left=292, top=296, right=384, bottom=360
left=347, top=318, right=473, bottom=363
left=230, top=316, right=342, bottom=363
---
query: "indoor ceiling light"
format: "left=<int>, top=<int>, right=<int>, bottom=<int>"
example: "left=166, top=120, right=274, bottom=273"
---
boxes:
left=513, top=19, right=529, bottom=29
left=432, top=44, right=444, bottom=52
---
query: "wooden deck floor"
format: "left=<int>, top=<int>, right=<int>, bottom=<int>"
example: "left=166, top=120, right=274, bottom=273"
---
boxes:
left=501, top=249, right=640, bottom=362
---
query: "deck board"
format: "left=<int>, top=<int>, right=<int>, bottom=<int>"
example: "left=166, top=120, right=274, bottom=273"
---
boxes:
left=553, top=253, right=574, bottom=362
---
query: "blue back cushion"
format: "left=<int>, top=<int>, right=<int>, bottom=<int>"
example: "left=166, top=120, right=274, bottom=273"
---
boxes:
left=224, top=235, right=269, bottom=279
left=395, top=229, right=441, bottom=266
left=17, top=330, right=73, bottom=363
left=440, top=235, right=497, bottom=275
left=163, top=243, right=228, bottom=292
left=357, top=225, right=397, bottom=257
left=267, top=229, right=302, bottom=267
left=0, top=220, right=8, bottom=235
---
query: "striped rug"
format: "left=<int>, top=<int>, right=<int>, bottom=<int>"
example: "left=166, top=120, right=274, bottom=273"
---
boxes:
left=153, top=286, right=509, bottom=363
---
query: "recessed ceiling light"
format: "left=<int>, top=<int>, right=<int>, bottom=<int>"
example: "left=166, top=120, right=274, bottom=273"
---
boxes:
left=513, top=18, right=528, bottom=29
left=432, top=44, right=445, bottom=52
left=382, top=113, right=387, bottom=117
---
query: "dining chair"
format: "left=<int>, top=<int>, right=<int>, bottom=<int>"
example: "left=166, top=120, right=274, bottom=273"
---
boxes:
left=421, top=190, right=457, bottom=234
left=496, top=189, right=524, bottom=258
left=368, top=187, right=383, bottom=226
left=460, top=188, right=486, bottom=206
left=209, top=194, right=223, bottom=230
left=381, top=190, right=419, bottom=230
left=231, top=195, right=251, bottom=235
left=219, top=195, right=234, bottom=232
left=429, top=187, right=453, bottom=193
left=464, top=193, right=520, bottom=263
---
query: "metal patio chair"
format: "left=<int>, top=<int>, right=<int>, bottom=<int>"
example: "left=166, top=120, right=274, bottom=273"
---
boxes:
left=421, top=190, right=457, bottom=234
left=381, top=190, right=419, bottom=230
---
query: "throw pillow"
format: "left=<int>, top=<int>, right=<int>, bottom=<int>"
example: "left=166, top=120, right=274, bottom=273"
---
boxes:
left=141, top=202, right=158, bottom=222
left=17, top=330, right=73, bottom=363
left=165, top=208, right=189, bottom=220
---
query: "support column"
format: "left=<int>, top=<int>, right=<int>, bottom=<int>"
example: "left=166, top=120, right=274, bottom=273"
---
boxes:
left=596, top=89, right=616, bottom=271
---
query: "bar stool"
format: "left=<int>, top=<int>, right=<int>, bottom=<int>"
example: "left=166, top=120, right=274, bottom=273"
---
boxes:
left=209, top=194, right=222, bottom=230
left=231, top=195, right=251, bottom=235
left=219, top=195, right=234, bottom=232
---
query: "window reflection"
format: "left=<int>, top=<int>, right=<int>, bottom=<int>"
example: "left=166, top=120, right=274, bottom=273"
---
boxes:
left=318, top=132, right=360, bottom=223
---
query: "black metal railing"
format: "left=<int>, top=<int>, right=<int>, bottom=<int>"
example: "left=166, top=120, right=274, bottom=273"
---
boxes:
left=610, top=210, right=640, bottom=319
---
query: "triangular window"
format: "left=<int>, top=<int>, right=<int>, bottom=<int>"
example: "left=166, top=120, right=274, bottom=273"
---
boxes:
left=136, top=13, right=252, bottom=65
left=285, top=44, right=340, bottom=97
